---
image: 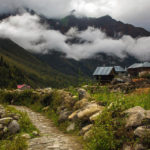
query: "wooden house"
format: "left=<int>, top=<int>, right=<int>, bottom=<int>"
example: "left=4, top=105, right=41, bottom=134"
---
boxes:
left=128, top=62, right=150, bottom=77
left=114, top=66, right=126, bottom=75
left=93, top=67, right=116, bottom=83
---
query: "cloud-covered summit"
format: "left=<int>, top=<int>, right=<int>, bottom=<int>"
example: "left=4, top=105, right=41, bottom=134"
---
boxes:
left=0, top=13, right=150, bottom=61
left=0, top=0, right=150, bottom=30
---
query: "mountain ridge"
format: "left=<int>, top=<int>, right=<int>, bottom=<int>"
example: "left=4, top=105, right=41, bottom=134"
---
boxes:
left=0, top=38, right=80, bottom=88
left=0, top=12, right=147, bottom=87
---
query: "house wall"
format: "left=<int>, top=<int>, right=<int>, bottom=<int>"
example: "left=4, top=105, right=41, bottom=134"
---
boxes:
left=128, top=68, right=150, bottom=77
left=95, top=75, right=114, bottom=83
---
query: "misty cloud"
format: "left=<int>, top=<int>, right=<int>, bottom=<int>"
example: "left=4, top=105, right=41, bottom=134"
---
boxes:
left=0, top=13, right=150, bottom=61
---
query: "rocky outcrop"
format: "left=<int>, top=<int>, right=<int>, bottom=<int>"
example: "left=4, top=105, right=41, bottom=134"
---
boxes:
left=74, top=98, right=89, bottom=110
left=57, top=90, right=76, bottom=108
left=8, top=120, right=20, bottom=134
left=53, top=89, right=105, bottom=139
left=78, top=88, right=90, bottom=100
left=80, top=124, right=93, bottom=135
left=66, top=123, right=75, bottom=132
left=123, top=144, right=145, bottom=150
left=122, top=106, right=150, bottom=149
left=0, top=105, right=20, bottom=137
left=58, top=109, right=72, bottom=123
left=90, top=111, right=103, bottom=122
left=77, top=103, right=104, bottom=120
left=134, top=126, right=150, bottom=138
left=124, top=106, right=150, bottom=128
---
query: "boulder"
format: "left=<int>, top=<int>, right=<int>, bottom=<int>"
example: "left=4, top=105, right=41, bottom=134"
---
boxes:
left=74, top=98, right=89, bottom=110
left=134, top=144, right=145, bottom=150
left=32, top=131, right=39, bottom=136
left=146, top=110, right=150, bottom=119
left=42, top=106, right=49, bottom=112
left=0, top=105, right=5, bottom=117
left=111, top=78, right=125, bottom=85
left=90, top=110, right=104, bottom=122
left=124, top=106, right=146, bottom=128
left=21, top=133, right=31, bottom=139
left=12, top=115, right=20, bottom=120
left=8, top=120, right=20, bottom=134
left=134, top=126, right=150, bottom=138
left=57, top=90, right=75, bottom=108
left=0, top=124, right=3, bottom=130
left=68, top=110, right=79, bottom=120
left=77, top=103, right=104, bottom=120
left=0, top=117, right=13, bottom=125
left=78, top=88, right=90, bottom=100
left=58, top=110, right=72, bottom=123
left=122, top=144, right=132, bottom=150
left=82, top=85, right=88, bottom=89
left=83, top=129, right=92, bottom=140
left=66, top=123, right=75, bottom=132
left=80, top=124, right=93, bottom=135
left=3, top=126, right=8, bottom=133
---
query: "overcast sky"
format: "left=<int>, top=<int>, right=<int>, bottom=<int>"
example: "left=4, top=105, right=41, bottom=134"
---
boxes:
left=0, top=0, right=150, bottom=30
left=0, top=0, right=150, bottom=61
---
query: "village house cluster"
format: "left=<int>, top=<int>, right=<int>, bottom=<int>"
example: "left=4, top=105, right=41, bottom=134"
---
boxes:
left=93, top=62, right=150, bottom=83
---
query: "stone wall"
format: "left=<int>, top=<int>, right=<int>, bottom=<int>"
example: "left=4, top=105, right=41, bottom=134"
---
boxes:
left=0, top=105, right=20, bottom=138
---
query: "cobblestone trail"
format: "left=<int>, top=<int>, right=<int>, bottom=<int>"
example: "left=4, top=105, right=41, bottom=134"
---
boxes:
left=13, top=106, right=83, bottom=150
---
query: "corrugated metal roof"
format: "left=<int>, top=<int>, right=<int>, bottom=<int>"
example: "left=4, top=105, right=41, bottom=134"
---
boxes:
left=114, top=66, right=125, bottom=72
left=128, top=62, right=150, bottom=69
left=93, top=67, right=113, bottom=76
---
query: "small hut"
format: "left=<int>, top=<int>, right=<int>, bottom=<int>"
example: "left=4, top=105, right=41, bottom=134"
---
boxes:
left=17, top=84, right=31, bottom=90
left=114, top=66, right=126, bottom=75
left=128, top=62, right=150, bottom=77
left=93, top=67, right=115, bottom=83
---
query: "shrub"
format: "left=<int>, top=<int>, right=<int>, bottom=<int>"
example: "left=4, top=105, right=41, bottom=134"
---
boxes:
left=0, top=135, right=27, bottom=150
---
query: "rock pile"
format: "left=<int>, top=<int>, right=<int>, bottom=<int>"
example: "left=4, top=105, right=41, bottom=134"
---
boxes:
left=110, top=78, right=150, bottom=93
left=55, top=89, right=150, bottom=149
left=56, top=88, right=104, bottom=139
left=123, top=106, right=150, bottom=150
left=0, top=105, right=20, bottom=138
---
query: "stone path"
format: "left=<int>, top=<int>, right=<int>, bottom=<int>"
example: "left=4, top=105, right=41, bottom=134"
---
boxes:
left=13, top=106, right=83, bottom=150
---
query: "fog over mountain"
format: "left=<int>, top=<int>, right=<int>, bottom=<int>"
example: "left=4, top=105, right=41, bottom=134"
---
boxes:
left=0, top=13, right=150, bottom=61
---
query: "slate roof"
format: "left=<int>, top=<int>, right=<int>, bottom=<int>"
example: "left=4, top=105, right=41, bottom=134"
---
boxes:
left=93, top=67, right=114, bottom=76
left=128, top=62, right=150, bottom=69
left=114, top=66, right=126, bottom=72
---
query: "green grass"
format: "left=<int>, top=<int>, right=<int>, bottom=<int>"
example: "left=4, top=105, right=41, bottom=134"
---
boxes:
left=89, top=86, right=150, bottom=110
left=0, top=135, right=28, bottom=150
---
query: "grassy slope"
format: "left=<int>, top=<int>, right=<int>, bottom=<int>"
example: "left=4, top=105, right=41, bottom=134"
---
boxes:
left=0, top=38, right=78, bottom=88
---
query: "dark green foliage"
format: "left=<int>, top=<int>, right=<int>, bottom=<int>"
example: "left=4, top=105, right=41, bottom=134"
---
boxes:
left=0, top=135, right=27, bottom=150
left=0, top=56, right=28, bottom=88
left=0, top=38, right=86, bottom=88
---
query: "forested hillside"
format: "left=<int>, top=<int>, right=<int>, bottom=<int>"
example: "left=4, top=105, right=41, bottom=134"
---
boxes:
left=0, top=56, right=28, bottom=88
left=0, top=38, right=81, bottom=88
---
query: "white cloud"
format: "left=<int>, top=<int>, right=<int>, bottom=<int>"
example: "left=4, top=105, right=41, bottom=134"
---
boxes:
left=0, top=13, right=70, bottom=53
left=0, top=13, right=150, bottom=61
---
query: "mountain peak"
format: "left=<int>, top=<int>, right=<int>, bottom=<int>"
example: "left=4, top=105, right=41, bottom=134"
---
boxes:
left=100, top=15, right=112, bottom=19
